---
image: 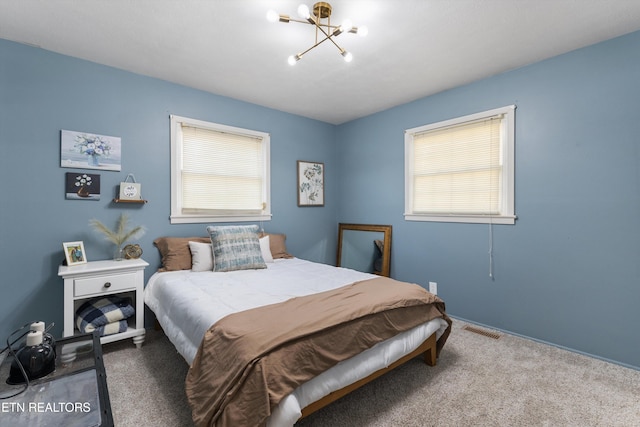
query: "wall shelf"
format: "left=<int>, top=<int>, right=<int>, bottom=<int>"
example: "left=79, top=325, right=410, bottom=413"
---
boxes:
left=112, top=198, right=148, bottom=204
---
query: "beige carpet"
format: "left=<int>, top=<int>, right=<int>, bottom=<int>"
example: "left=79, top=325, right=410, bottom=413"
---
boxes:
left=102, top=320, right=640, bottom=426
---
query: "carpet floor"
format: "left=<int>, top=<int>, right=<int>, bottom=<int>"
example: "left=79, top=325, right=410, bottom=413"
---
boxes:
left=102, top=319, right=640, bottom=426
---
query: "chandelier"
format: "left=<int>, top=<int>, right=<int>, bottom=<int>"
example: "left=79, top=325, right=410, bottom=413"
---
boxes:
left=266, top=2, right=368, bottom=65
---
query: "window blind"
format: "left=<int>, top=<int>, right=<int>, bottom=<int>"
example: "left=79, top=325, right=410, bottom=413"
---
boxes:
left=181, top=125, right=264, bottom=215
left=411, top=116, right=503, bottom=215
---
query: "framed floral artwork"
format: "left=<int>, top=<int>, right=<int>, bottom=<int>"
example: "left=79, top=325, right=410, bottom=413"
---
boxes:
left=63, top=241, right=87, bottom=266
left=297, top=160, right=324, bottom=206
left=60, top=129, right=121, bottom=171
left=65, top=172, right=101, bottom=200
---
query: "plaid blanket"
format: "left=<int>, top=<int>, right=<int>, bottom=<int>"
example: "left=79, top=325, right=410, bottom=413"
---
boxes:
left=76, top=296, right=134, bottom=335
left=93, top=319, right=128, bottom=336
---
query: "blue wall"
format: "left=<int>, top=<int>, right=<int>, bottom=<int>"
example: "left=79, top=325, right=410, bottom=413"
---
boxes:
left=335, top=31, right=640, bottom=369
left=0, top=39, right=337, bottom=342
left=2, top=29, right=640, bottom=369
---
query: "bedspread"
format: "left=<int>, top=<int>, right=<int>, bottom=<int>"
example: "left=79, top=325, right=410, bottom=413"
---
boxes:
left=185, top=276, right=451, bottom=427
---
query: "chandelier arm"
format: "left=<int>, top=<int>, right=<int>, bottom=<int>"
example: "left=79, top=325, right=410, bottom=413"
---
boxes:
left=326, top=33, right=345, bottom=52
left=307, top=19, right=345, bottom=54
left=290, top=16, right=345, bottom=58
left=285, top=17, right=339, bottom=30
left=297, top=33, right=334, bottom=58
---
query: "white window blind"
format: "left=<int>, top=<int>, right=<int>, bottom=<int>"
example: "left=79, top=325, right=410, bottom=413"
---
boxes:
left=405, top=106, right=516, bottom=224
left=170, top=115, right=271, bottom=224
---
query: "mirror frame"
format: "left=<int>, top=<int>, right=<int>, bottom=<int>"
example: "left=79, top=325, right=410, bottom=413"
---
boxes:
left=337, top=223, right=392, bottom=277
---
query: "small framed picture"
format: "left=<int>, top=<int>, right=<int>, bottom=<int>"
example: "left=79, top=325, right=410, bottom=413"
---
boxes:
left=63, top=241, right=87, bottom=266
left=297, top=160, right=324, bottom=206
left=65, top=172, right=101, bottom=200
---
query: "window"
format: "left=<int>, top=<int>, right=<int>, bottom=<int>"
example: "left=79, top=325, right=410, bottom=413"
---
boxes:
left=404, top=105, right=516, bottom=224
left=170, top=115, right=270, bottom=224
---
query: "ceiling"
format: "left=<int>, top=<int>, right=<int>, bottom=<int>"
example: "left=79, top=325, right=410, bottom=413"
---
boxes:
left=2, top=1, right=640, bottom=125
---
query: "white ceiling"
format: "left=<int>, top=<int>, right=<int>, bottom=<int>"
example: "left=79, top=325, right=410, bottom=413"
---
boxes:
left=2, top=1, right=640, bottom=124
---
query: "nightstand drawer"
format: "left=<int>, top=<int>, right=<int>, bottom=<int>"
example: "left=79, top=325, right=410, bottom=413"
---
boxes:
left=74, top=272, right=136, bottom=297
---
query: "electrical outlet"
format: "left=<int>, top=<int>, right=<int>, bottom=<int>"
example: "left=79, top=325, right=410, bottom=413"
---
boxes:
left=429, top=281, right=438, bottom=295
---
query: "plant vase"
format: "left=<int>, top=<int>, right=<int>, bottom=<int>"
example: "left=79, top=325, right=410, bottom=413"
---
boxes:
left=88, top=154, right=99, bottom=167
left=76, top=186, right=90, bottom=197
left=114, top=245, right=124, bottom=261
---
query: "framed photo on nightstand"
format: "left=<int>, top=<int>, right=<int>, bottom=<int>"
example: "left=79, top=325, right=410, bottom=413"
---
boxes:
left=63, top=241, right=87, bottom=266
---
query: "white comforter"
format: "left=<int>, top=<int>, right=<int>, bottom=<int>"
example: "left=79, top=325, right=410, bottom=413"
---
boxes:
left=144, top=258, right=448, bottom=426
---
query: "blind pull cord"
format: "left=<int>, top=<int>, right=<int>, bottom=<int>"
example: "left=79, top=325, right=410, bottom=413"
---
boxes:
left=489, top=220, right=494, bottom=280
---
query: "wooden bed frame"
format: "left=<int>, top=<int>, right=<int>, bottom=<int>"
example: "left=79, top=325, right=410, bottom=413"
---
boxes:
left=299, top=331, right=437, bottom=419
left=157, top=320, right=438, bottom=421
left=157, top=321, right=438, bottom=422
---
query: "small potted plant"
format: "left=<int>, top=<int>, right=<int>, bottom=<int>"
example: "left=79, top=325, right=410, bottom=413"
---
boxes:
left=89, top=214, right=145, bottom=260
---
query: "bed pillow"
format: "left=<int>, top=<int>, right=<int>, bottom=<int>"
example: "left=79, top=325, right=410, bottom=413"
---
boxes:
left=154, top=236, right=211, bottom=272
left=189, top=241, right=215, bottom=272
left=259, top=232, right=294, bottom=259
left=189, top=238, right=269, bottom=270
left=207, top=225, right=267, bottom=272
left=259, top=235, right=274, bottom=263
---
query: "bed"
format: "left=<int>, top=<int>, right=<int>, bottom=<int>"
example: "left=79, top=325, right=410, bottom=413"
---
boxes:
left=144, top=226, right=451, bottom=427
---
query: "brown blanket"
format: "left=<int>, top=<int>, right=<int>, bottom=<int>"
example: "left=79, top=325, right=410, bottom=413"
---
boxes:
left=185, top=276, right=451, bottom=427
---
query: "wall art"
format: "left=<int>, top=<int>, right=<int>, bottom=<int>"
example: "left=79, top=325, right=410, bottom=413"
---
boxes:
left=60, top=129, right=122, bottom=171
left=297, top=160, right=324, bottom=206
left=65, top=172, right=101, bottom=200
left=63, top=241, right=87, bottom=266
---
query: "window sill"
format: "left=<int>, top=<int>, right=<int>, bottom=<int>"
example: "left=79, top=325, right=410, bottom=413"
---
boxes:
left=170, top=213, right=272, bottom=224
left=404, top=213, right=516, bottom=225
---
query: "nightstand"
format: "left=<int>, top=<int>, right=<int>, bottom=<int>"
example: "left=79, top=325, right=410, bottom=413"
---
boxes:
left=58, top=258, right=148, bottom=348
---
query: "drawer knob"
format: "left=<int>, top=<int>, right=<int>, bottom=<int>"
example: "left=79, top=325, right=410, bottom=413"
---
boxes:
left=104, top=282, right=112, bottom=288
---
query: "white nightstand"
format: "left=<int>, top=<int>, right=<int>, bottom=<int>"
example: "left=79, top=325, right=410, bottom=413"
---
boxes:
left=58, top=258, right=148, bottom=348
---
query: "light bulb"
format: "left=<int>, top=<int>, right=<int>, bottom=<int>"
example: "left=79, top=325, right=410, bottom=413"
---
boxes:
left=266, top=10, right=279, bottom=22
left=341, top=19, right=353, bottom=33
left=297, top=4, right=310, bottom=19
left=288, top=54, right=300, bottom=66
left=342, top=51, right=353, bottom=63
left=357, top=25, right=369, bottom=37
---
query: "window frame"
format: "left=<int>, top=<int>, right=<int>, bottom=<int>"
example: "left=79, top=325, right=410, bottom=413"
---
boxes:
left=170, top=115, right=271, bottom=224
left=404, top=105, right=516, bottom=225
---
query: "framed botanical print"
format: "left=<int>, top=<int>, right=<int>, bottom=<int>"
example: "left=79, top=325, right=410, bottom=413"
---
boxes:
left=297, top=161, right=324, bottom=206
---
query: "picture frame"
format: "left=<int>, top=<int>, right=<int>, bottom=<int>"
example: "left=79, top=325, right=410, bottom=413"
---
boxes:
left=63, top=241, right=87, bottom=266
left=65, top=172, right=101, bottom=200
left=297, top=160, right=324, bottom=206
left=60, top=129, right=122, bottom=171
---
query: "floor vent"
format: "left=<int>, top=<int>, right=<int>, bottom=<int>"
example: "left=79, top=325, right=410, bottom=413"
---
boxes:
left=462, top=325, right=502, bottom=340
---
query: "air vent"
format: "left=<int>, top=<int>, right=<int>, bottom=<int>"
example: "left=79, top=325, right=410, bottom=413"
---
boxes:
left=462, top=325, right=502, bottom=340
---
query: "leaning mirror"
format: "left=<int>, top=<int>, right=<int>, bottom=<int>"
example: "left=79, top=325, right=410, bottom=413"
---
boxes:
left=337, top=223, right=392, bottom=277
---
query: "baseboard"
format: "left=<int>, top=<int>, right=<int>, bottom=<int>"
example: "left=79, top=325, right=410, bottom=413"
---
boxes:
left=449, top=315, right=640, bottom=372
